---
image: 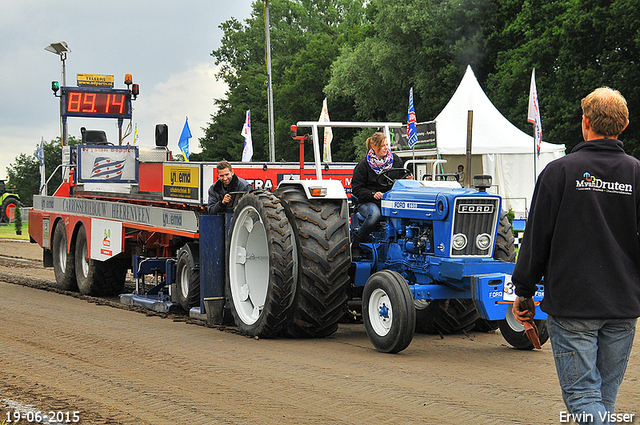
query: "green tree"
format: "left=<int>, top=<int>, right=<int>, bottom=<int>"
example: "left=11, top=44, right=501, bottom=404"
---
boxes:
left=325, top=0, right=494, bottom=154
left=199, top=0, right=367, bottom=163
left=485, top=0, right=640, bottom=155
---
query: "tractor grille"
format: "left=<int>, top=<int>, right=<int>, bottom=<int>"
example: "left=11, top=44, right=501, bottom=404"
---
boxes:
left=451, top=197, right=500, bottom=257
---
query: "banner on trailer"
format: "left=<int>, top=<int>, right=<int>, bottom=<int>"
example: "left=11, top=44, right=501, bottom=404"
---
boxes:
left=162, top=162, right=202, bottom=203
left=77, top=145, right=138, bottom=183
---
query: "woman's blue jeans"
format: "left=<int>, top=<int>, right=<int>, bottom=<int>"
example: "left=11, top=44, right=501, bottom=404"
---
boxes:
left=356, top=202, right=382, bottom=240
left=547, top=314, right=637, bottom=424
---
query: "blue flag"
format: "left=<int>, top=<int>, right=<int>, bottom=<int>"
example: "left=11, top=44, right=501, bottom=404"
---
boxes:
left=407, top=88, right=418, bottom=147
left=34, top=139, right=44, bottom=166
left=178, top=117, right=192, bottom=161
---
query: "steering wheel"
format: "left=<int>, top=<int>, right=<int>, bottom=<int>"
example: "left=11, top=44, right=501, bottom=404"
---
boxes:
left=375, top=168, right=412, bottom=187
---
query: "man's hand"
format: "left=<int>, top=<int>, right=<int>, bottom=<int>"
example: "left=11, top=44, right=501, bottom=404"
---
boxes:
left=512, top=296, right=536, bottom=324
left=373, top=191, right=383, bottom=200
left=222, top=193, right=232, bottom=205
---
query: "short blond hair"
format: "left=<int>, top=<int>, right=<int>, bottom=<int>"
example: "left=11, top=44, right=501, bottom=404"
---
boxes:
left=581, top=87, right=629, bottom=138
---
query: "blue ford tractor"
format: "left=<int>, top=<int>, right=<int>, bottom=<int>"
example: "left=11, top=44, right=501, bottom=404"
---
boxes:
left=348, top=166, right=548, bottom=352
left=226, top=121, right=547, bottom=353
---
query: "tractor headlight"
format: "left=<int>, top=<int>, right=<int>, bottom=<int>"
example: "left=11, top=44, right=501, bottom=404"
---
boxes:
left=475, top=233, right=492, bottom=250
left=452, top=233, right=467, bottom=251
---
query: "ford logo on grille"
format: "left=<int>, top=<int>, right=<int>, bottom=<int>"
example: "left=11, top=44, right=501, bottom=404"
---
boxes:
left=458, top=204, right=494, bottom=213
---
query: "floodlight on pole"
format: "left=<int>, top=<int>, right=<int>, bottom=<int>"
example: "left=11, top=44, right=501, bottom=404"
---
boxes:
left=45, top=41, right=70, bottom=146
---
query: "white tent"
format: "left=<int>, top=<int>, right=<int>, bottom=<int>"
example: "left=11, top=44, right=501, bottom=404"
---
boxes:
left=398, top=65, right=565, bottom=217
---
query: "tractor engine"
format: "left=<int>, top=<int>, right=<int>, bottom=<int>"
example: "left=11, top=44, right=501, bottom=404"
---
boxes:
left=358, top=177, right=503, bottom=283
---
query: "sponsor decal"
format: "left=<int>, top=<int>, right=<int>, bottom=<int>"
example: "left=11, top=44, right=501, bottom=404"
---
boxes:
left=576, top=172, right=633, bottom=195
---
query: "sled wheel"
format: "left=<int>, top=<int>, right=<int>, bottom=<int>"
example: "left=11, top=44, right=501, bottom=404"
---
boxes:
left=176, top=243, right=200, bottom=311
left=227, top=190, right=296, bottom=338
left=275, top=186, right=351, bottom=338
left=51, top=220, right=77, bottom=291
left=363, top=270, right=415, bottom=353
left=1, top=196, right=18, bottom=223
left=75, top=224, right=126, bottom=296
left=499, top=304, right=549, bottom=350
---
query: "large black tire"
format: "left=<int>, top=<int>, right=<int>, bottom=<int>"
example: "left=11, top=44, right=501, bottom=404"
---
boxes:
left=363, top=270, right=415, bottom=353
left=52, top=221, right=77, bottom=291
left=494, top=210, right=517, bottom=263
left=415, top=299, right=479, bottom=335
left=1, top=196, right=19, bottom=223
left=75, top=225, right=127, bottom=296
left=176, top=243, right=200, bottom=311
left=275, top=186, right=351, bottom=338
left=226, top=190, right=297, bottom=338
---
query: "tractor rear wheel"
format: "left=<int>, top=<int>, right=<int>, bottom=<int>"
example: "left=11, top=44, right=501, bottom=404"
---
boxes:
left=52, top=221, right=77, bottom=291
left=415, top=299, right=478, bottom=335
left=363, top=270, right=415, bottom=353
left=75, top=224, right=127, bottom=296
left=176, top=243, right=200, bottom=311
left=226, top=190, right=297, bottom=338
left=275, top=186, right=351, bottom=338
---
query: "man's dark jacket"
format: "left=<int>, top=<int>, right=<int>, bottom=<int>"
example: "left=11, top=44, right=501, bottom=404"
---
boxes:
left=513, top=139, right=640, bottom=319
left=351, top=154, right=404, bottom=206
left=207, top=174, right=252, bottom=214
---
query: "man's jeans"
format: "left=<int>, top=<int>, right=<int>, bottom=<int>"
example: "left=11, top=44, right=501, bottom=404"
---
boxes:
left=547, top=315, right=637, bottom=425
left=356, top=202, right=382, bottom=240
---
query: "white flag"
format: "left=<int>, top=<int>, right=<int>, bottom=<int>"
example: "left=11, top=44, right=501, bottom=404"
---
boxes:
left=319, top=98, right=333, bottom=162
left=241, top=110, right=253, bottom=162
left=527, top=69, right=542, bottom=156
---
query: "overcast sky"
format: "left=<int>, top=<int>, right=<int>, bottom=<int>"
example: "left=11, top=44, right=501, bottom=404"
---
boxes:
left=0, top=1, right=255, bottom=179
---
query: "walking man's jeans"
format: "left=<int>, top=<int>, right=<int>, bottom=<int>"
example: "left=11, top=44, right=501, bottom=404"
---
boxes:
left=547, top=315, right=637, bottom=425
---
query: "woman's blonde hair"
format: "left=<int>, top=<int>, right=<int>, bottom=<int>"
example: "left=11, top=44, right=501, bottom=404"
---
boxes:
left=366, top=132, right=387, bottom=150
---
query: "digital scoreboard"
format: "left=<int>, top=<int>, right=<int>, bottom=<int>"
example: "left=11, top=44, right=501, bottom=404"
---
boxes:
left=61, top=87, right=132, bottom=119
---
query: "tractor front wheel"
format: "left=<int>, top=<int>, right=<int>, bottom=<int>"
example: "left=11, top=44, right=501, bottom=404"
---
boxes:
left=499, top=304, right=549, bottom=350
left=363, top=270, right=415, bottom=353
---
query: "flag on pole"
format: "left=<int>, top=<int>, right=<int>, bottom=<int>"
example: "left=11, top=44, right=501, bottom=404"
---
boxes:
left=407, top=88, right=418, bottom=147
left=178, top=117, right=192, bottom=161
left=35, top=138, right=46, bottom=195
left=527, top=69, right=542, bottom=156
left=241, top=110, right=253, bottom=162
left=319, top=98, right=333, bottom=162
left=34, top=138, right=44, bottom=166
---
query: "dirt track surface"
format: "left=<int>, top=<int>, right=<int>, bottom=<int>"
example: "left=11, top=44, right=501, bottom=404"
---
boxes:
left=0, top=239, right=638, bottom=424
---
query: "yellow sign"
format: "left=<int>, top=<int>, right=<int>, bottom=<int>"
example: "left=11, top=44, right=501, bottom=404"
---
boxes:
left=163, top=164, right=201, bottom=201
left=77, top=74, right=115, bottom=88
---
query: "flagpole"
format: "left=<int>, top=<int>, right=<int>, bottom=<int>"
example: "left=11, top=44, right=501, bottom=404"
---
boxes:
left=264, top=0, right=276, bottom=162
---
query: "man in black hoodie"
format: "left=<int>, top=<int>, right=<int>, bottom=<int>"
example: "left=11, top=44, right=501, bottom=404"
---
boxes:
left=207, top=161, right=252, bottom=214
left=513, top=87, right=638, bottom=423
